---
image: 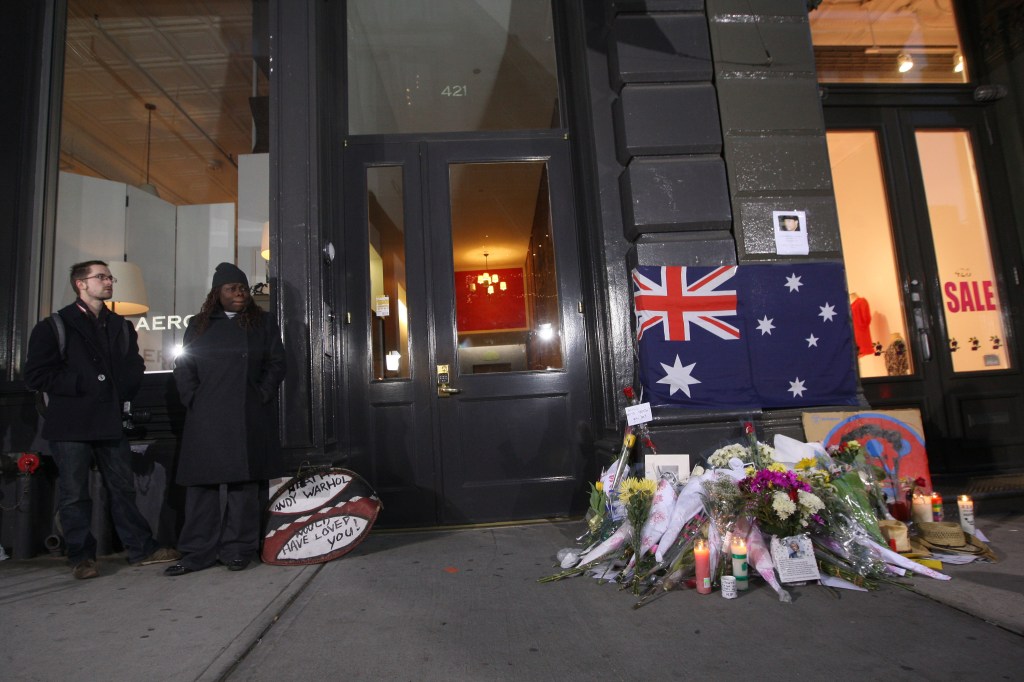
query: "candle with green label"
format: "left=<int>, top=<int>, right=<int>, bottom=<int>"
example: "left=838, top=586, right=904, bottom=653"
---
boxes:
left=731, top=536, right=748, bottom=591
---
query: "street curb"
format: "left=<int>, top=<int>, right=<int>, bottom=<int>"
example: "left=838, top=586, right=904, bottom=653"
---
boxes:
left=905, top=583, right=1024, bottom=637
left=195, top=563, right=323, bottom=682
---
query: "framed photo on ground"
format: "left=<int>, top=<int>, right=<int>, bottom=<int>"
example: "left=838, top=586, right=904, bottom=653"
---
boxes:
left=644, top=454, right=690, bottom=484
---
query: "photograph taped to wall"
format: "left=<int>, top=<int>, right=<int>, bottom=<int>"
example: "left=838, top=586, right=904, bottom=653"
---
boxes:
left=773, top=210, right=809, bottom=255
left=644, top=454, right=690, bottom=484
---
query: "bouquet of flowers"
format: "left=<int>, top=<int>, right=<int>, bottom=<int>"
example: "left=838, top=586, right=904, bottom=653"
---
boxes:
left=707, top=438, right=777, bottom=470
left=700, top=472, right=746, bottom=582
left=739, top=468, right=825, bottom=539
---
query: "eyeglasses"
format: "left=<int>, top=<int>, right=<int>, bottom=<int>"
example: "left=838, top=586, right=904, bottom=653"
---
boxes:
left=80, top=274, right=117, bottom=283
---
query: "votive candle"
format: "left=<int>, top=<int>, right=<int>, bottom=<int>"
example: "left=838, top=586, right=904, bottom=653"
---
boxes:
left=931, top=492, right=944, bottom=522
left=731, top=537, right=748, bottom=591
left=911, top=493, right=932, bottom=524
left=957, top=495, right=975, bottom=534
left=694, top=539, right=711, bottom=594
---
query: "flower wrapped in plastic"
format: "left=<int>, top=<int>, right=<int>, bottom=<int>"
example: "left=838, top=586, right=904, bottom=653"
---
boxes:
left=699, top=471, right=747, bottom=583
left=739, top=468, right=825, bottom=539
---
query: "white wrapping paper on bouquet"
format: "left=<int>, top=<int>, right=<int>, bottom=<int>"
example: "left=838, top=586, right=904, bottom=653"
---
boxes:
left=739, top=518, right=791, bottom=602
left=856, top=536, right=950, bottom=581
left=655, top=473, right=706, bottom=562
left=575, top=521, right=632, bottom=567
left=600, top=458, right=628, bottom=521
left=655, top=462, right=746, bottom=563
left=639, top=477, right=678, bottom=558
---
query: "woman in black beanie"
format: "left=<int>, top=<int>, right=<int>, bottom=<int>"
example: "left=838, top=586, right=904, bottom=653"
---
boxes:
left=165, top=263, right=286, bottom=575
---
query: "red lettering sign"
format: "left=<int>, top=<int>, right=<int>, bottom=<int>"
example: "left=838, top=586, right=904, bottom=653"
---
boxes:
left=943, top=280, right=998, bottom=313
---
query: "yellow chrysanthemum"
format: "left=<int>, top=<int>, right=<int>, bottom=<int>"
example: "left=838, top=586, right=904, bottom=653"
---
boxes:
left=618, top=476, right=656, bottom=505
left=795, top=457, right=818, bottom=471
left=767, top=462, right=788, bottom=473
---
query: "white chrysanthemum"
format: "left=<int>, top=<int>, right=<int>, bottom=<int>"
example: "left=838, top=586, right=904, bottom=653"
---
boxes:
left=708, top=443, right=748, bottom=468
left=797, top=490, right=824, bottom=514
left=772, top=491, right=797, bottom=520
left=755, top=442, right=777, bottom=463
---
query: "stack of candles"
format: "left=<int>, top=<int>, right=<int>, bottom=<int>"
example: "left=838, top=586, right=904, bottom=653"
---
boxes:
left=957, top=495, right=975, bottom=534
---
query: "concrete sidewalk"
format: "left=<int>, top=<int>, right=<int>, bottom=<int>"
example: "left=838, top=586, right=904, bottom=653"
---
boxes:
left=3, top=512, right=1024, bottom=681
left=1, top=553, right=319, bottom=681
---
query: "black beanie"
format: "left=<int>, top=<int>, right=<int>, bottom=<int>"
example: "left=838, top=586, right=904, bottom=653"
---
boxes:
left=212, top=262, right=249, bottom=290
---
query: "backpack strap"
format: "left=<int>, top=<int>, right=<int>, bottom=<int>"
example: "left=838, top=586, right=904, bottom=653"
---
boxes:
left=48, top=312, right=66, bottom=359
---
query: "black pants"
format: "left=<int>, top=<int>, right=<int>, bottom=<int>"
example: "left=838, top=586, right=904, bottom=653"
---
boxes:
left=177, top=481, right=260, bottom=570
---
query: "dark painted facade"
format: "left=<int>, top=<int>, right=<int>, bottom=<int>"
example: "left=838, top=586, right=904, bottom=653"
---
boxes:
left=3, top=1, right=1024, bottom=550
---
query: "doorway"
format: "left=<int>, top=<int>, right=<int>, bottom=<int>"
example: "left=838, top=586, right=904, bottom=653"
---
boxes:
left=342, top=138, right=591, bottom=526
left=826, top=106, right=1024, bottom=475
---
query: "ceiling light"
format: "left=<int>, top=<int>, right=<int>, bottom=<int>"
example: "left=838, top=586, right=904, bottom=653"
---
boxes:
left=954, top=53, right=964, bottom=73
left=897, top=53, right=914, bottom=73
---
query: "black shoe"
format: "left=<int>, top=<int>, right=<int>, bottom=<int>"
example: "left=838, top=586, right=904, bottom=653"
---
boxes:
left=164, top=563, right=194, bottom=577
left=226, top=558, right=250, bottom=572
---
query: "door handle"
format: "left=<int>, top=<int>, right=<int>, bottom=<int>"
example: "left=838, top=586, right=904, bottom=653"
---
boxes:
left=438, top=386, right=462, bottom=396
left=919, top=330, right=932, bottom=362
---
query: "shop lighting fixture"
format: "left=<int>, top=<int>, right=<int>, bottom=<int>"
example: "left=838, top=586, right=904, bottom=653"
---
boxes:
left=954, top=53, right=964, bottom=73
left=104, top=260, right=149, bottom=316
left=897, top=53, right=914, bottom=73
left=471, top=251, right=507, bottom=295
left=385, top=350, right=401, bottom=371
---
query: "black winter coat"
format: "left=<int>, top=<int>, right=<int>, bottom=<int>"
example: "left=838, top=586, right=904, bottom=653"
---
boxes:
left=24, top=302, right=144, bottom=441
left=173, top=310, right=286, bottom=486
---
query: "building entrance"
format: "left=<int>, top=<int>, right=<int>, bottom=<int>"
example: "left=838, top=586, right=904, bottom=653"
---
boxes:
left=342, top=138, right=591, bottom=525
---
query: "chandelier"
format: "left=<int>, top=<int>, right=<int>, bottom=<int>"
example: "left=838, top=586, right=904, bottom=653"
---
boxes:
left=470, top=251, right=507, bottom=295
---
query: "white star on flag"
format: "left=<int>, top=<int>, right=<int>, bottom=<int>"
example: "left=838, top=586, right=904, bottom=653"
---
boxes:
left=806, top=334, right=819, bottom=347
left=756, top=316, right=776, bottom=335
left=785, top=274, right=803, bottom=292
left=657, top=355, right=701, bottom=397
left=818, top=303, right=837, bottom=322
left=788, top=377, right=807, bottom=397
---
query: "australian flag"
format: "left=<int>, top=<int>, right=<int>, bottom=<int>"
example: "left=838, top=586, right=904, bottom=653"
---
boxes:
left=632, top=263, right=859, bottom=410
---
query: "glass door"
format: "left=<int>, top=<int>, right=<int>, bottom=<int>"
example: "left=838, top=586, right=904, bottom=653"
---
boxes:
left=827, top=106, right=1024, bottom=474
left=344, top=138, right=590, bottom=526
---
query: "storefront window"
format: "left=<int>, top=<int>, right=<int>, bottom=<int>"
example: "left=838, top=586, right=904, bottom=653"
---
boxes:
left=827, top=131, right=913, bottom=379
left=916, top=130, right=1011, bottom=373
left=347, top=0, right=560, bottom=135
left=56, top=0, right=269, bottom=372
left=810, top=0, right=968, bottom=84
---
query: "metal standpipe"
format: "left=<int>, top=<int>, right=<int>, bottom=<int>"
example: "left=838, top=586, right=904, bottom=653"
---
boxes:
left=14, top=474, right=38, bottom=559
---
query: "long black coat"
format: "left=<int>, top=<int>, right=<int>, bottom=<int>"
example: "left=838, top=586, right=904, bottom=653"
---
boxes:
left=173, top=310, right=286, bottom=486
left=24, top=302, right=144, bottom=441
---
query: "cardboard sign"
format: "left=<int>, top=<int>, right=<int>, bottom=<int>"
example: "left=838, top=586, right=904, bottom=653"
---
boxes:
left=262, top=468, right=382, bottom=565
left=801, top=409, right=933, bottom=495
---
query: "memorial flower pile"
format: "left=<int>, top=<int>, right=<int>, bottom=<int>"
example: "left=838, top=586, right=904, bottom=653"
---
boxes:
left=542, top=416, right=951, bottom=605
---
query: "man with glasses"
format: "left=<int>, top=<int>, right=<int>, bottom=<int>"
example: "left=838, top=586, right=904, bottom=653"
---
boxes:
left=25, top=260, right=180, bottom=579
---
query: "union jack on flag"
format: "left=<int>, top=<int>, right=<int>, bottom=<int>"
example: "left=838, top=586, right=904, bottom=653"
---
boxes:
left=632, top=265, right=739, bottom=342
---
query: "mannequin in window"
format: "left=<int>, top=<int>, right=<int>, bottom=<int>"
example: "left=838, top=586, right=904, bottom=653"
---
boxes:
left=850, top=293, right=872, bottom=357
left=884, top=332, right=910, bottom=376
